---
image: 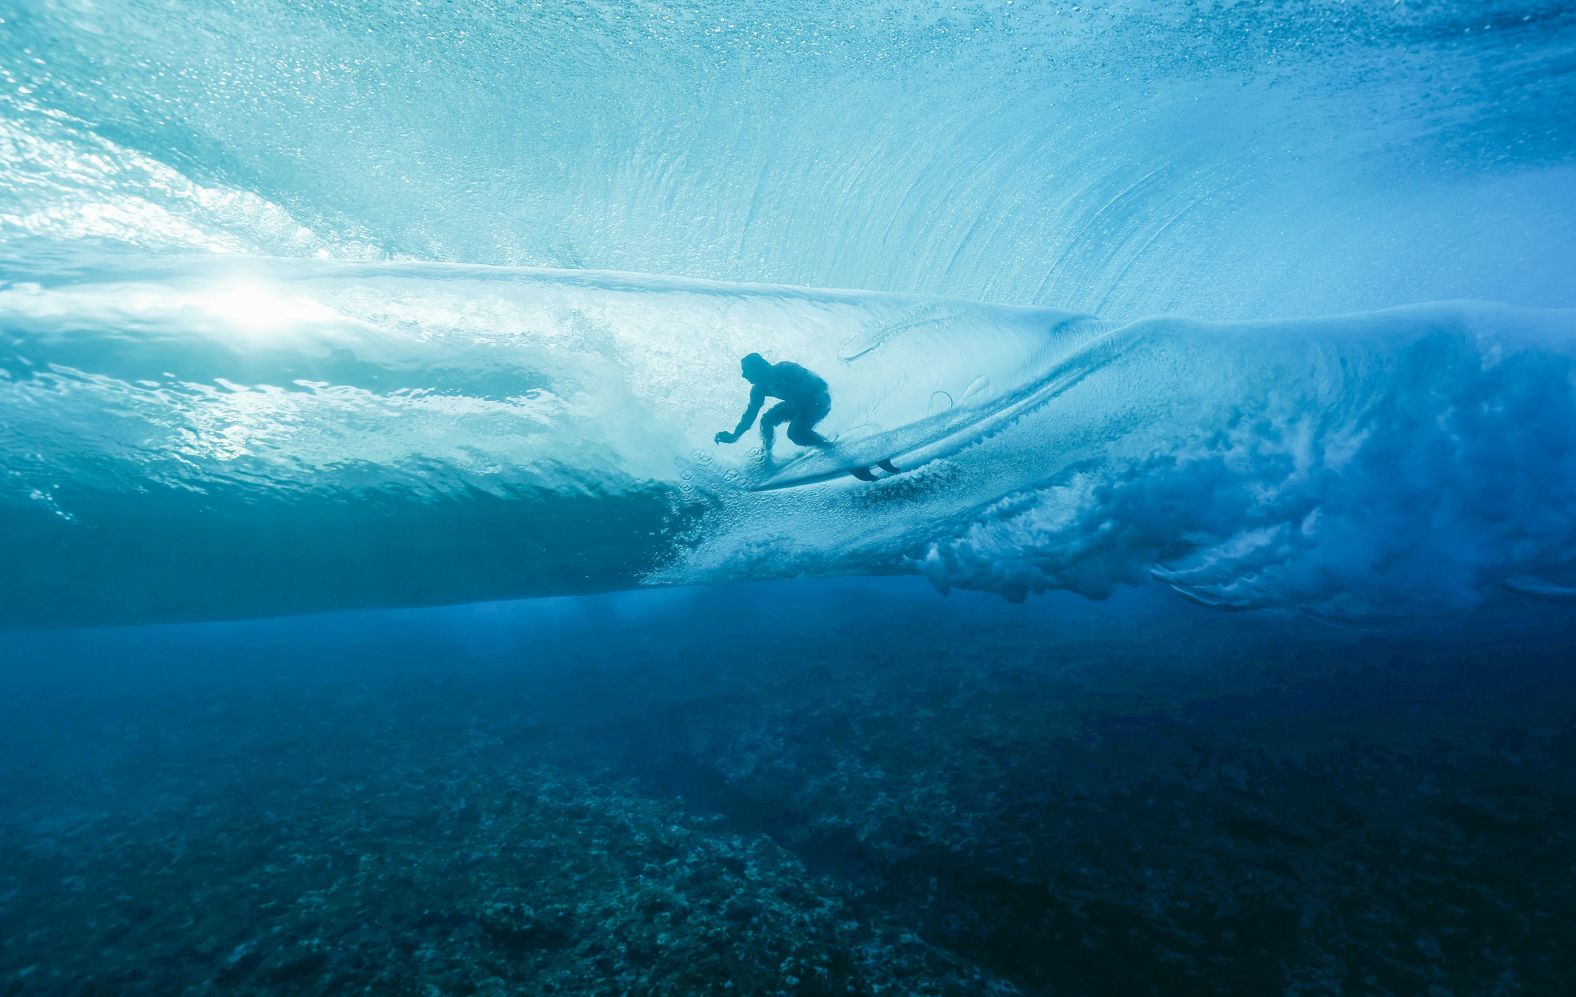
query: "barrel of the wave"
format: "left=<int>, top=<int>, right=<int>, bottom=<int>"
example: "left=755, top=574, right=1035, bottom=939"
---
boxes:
left=0, top=252, right=1097, bottom=626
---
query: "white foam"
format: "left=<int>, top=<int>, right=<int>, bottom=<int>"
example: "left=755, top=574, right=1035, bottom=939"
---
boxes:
left=902, top=304, right=1576, bottom=620
left=3, top=254, right=1573, bottom=624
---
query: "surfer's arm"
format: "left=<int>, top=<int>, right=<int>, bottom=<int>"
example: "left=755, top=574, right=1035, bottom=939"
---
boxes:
left=715, top=386, right=766, bottom=444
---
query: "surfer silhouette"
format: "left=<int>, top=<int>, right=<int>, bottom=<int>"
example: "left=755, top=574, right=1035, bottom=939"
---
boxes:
left=715, top=353, right=833, bottom=456
left=715, top=353, right=899, bottom=480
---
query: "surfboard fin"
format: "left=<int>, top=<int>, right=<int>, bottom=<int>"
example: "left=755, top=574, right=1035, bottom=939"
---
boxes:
left=850, top=459, right=902, bottom=482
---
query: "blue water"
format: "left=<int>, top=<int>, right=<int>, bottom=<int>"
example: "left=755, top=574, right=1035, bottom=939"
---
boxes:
left=3, top=1, right=1575, bottom=993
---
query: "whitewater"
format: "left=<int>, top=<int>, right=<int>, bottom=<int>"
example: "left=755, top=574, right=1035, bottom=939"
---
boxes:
left=8, top=2, right=1576, bottom=994
left=3, top=0, right=1575, bottom=629
left=3, top=248, right=1572, bottom=626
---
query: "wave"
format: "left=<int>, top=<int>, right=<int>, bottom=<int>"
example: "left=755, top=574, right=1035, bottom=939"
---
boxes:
left=3, top=250, right=1573, bottom=626
left=3, top=1, right=1574, bottom=318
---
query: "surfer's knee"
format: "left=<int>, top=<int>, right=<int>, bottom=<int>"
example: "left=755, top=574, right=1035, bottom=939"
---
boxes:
left=787, top=424, right=824, bottom=447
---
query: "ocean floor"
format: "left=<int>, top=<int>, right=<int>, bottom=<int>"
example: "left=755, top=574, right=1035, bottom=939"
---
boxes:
left=2, top=580, right=1573, bottom=995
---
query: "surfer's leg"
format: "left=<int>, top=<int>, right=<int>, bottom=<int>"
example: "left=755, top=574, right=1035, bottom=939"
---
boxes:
left=787, top=423, right=830, bottom=448
left=786, top=392, right=833, bottom=449
left=759, top=401, right=792, bottom=452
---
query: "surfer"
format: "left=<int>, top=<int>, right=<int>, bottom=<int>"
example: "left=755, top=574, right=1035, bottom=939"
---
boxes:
left=714, top=353, right=835, bottom=458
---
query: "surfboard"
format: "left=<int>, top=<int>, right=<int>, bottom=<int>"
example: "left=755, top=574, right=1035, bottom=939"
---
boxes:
left=747, top=352, right=1108, bottom=492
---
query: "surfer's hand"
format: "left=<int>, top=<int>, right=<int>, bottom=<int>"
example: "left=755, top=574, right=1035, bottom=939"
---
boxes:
left=714, top=430, right=736, bottom=444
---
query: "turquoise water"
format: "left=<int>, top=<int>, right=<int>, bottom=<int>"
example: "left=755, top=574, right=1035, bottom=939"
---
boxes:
left=3, top=1, right=1575, bottom=993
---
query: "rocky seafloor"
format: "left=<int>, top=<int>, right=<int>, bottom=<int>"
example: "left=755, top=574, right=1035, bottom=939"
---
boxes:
left=1, top=581, right=1573, bottom=995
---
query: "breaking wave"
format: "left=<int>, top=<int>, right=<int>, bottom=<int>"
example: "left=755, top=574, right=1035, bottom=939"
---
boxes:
left=2, top=250, right=1572, bottom=626
left=3, top=0, right=1574, bottom=626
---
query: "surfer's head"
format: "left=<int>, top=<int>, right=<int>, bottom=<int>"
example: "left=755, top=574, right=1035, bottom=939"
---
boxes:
left=740, top=352, right=770, bottom=382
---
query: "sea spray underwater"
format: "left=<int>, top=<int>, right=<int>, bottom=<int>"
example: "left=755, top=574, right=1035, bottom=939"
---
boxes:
left=3, top=0, right=1576, bottom=993
left=4, top=254, right=1575, bottom=625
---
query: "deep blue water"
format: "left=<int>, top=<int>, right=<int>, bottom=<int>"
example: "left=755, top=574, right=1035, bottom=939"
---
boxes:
left=5, top=581, right=1576, bottom=993
left=3, top=1, right=1575, bottom=993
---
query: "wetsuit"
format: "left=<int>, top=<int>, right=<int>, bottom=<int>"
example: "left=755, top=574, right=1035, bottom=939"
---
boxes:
left=717, top=360, right=832, bottom=450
